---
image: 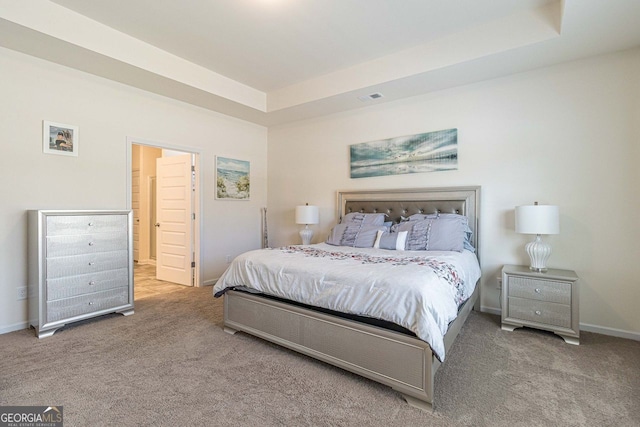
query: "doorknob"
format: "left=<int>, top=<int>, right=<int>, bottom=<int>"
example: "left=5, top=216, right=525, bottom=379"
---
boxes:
left=155, top=223, right=160, bottom=227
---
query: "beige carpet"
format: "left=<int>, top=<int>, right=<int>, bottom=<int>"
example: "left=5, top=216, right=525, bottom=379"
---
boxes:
left=1, top=286, right=638, bottom=427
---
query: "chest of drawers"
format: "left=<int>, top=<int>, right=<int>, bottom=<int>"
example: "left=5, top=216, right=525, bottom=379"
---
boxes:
left=501, top=265, right=579, bottom=344
left=28, top=210, right=134, bottom=338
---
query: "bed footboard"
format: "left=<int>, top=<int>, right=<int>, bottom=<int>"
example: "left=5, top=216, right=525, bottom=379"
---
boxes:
left=223, top=290, right=438, bottom=409
left=223, top=282, right=479, bottom=411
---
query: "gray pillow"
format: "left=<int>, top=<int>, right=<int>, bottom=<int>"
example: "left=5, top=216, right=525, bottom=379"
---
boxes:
left=326, top=224, right=386, bottom=248
left=400, top=213, right=475, bottom=252
left=341, top=212, right=386, bottom=226
left=426, top=216, right=465, bottom=252
left=392, top=217, right=466, bottom=252
left=425, top=213, right=475, bottom=252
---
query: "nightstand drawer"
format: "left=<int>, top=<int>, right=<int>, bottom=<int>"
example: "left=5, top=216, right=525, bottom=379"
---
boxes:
left=507, top=297, right=571, bottom=329
left=508, top=276, right=571, bottom=304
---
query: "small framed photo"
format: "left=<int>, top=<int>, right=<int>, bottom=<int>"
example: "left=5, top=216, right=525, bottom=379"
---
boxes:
left=43, top=120, right=79, bottom=157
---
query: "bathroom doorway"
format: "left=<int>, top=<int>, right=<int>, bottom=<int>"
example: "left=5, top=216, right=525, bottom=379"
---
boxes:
left=128, top=140, right=201, bottom=299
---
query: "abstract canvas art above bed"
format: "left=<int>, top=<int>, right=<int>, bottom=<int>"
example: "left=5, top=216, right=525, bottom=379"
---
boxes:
left=350, top=128, right=458, bottom=178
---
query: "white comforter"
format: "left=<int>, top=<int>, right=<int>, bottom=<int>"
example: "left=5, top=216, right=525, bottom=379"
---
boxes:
left=213, top=243, right=481, bottom=361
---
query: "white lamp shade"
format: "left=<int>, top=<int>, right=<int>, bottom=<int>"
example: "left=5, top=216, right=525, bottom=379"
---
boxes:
left=515, top=205, right=560, bottom=235
left=295, top=205, right=319, bottom=225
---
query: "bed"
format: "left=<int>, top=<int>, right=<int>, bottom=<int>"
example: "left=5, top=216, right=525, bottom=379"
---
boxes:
left=213, top=186, right=481, bottom=410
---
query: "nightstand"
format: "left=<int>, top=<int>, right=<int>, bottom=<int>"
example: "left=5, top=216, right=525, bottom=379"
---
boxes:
left=501, top=265, right=579, bottom=344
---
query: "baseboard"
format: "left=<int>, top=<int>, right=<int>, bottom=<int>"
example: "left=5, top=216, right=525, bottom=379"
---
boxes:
left=0, top=321, right=29, bottom=335
left=203, top=278, right=218, bottom=287
left=6, top=300, right=633, bottom=341
left=480, top=307, right=639, bottom=342
left=580, top=323, right=640, bottom=341
left=480, top=306, right=501, bottom=316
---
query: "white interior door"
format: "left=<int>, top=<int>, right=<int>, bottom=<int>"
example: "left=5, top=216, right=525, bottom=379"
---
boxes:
left=150, top=176, right=157, bottom=260
left=131, top=169, right=140, bottom=262
left=155, top=154, right=193, bottom=286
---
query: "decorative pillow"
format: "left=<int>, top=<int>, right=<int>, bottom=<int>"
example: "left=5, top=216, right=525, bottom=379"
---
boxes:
left=392, top=220, right=428, bottom=250
left=341, top=212, right=386, bottom=226
left=401, top=213, right=428, bottom=222
left=392, top=216, right=466, bottom=252
left=326, top=224, right=386, bottom=248
left=400, top=213, right=475, bottom=252
left=373, top=230, right=407, bottom=251
left=425, top=213, right=475, bottom=252
left=425, top=216, right=466, bottom=252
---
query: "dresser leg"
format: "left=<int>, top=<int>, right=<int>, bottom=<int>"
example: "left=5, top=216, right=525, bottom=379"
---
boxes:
left=36, top=327, right=62, bottom=339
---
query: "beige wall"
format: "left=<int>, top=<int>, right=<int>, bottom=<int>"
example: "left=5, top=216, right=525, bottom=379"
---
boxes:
left=1, top=41, right=638, bottom=339
left=134, top=145, right=162, bottom=263
left=0, top=47, right=267, bottom=333
left=267, top=48, right=640, bottom=338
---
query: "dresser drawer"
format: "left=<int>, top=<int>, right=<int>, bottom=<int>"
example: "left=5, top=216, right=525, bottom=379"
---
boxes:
left=46, top=233, right=128, bottom=257
left=508, top=276, right=571, bottom=304
left=507, top=297, right=571, bottom=329
left=46, top=214, right=127, bottom=236
left=46, top=268, right=129, bottom=300
left=46, top=251, right=129, bottom=278
left=46, top=287, right=130, bottom=323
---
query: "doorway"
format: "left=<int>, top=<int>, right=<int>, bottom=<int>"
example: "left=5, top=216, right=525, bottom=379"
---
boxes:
left=128, top=140, right=201, bottom=300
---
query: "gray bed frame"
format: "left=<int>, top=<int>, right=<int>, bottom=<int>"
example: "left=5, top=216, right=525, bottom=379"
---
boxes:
left=223, top=186, right=481, bottom=411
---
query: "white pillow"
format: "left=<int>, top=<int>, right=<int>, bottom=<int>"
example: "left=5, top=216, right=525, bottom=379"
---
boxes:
left=374, top=230, right=407, bottom=251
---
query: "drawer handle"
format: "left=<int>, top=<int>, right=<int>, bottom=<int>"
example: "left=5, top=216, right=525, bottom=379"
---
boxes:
left=535, top=288, right=541, bottom=294
left=88, top=222, right=94, bottom=226
left=89, top=302, right=94, bottom=306
left=535, top=310, right=542, bottom=315
left=89, top=281, right=96, bottom=286
left=88, top=262, right=95, bottom=266
left=88, top=242, right=94, bottom=246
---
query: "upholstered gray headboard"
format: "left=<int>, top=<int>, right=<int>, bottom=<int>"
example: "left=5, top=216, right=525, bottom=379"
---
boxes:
left=337, top=186, right=481, bottom=253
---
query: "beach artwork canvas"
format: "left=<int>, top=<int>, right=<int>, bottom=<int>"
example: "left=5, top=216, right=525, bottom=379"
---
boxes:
left=216, top=156, right=250, bottom=200
left=350, top=129, right=458, bottom=178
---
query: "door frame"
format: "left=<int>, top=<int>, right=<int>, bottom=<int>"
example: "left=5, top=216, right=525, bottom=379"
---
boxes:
left=126, top=136, right=202, bottom=287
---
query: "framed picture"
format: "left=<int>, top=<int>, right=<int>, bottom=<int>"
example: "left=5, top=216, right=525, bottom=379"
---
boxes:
left=43, top=121, right=79, bottom=157
left=216, top=156, right=250, bottom=200
left=350, top=128, right=458, bottom=178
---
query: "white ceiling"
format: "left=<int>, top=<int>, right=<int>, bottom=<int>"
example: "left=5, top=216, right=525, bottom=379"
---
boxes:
left=1, top=0, right=640, bottom=125
left=50, top=0, right=554, bottom=92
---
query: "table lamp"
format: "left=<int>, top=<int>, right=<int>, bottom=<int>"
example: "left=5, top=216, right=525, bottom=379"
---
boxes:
left=515, top=202, right=559, bottom=272
left=295, top=203, right=319, bottom=245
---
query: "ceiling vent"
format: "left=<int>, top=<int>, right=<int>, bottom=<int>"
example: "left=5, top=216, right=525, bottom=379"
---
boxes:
left=357, top=92, right=384, bottom=102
